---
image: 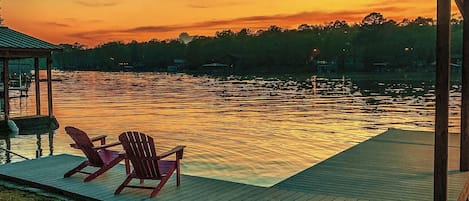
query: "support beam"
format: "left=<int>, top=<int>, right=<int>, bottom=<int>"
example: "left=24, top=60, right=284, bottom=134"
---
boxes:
left=456, top=0, right=465, bottom=19
left=3, top=59, right=9, bottom=123
left=46, top=56, right=53, bottom=118
left=435, top=0, right=451, bottom=200
left=461, top=0, right=469, bottom=171
left=34, top=57, right=41, bottom=115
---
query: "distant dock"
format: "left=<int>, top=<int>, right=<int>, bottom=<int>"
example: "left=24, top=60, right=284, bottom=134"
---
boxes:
left=0, top=129, right=467, bottom=200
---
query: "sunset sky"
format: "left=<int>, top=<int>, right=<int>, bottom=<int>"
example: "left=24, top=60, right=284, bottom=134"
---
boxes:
left=1, top=0, right=457, bottom=47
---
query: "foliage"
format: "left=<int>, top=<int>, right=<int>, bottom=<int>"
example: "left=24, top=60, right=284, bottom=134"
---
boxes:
left=52, top=12, right=462, bottom=73
left=0, top=185, right=70, bottom=201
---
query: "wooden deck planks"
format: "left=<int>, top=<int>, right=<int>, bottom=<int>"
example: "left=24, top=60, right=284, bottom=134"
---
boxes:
left=0, top=129, right=468, bottom=200
left=0, top=154, right=323, bottom=200
left=274, top=128, right=469, bottom=200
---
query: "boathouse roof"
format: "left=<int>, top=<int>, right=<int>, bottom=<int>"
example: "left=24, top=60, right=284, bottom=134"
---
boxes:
left=0, top=26, right=62, bottom=58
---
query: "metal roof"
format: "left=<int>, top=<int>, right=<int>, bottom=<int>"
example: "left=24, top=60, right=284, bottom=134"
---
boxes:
left=0, top=26, right=61, bottom=50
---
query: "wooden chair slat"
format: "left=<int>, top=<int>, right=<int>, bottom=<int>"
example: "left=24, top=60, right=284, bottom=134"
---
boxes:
left=115, top=131, right=185, bottom=198
left=64, top=126, right=124, bottom=182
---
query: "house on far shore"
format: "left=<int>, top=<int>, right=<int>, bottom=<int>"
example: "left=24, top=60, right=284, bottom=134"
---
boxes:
left=167, top=59, right=186, bottom=72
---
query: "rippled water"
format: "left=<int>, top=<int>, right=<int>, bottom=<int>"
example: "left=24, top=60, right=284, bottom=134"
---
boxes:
left=0, top=71, right=462, bottom=187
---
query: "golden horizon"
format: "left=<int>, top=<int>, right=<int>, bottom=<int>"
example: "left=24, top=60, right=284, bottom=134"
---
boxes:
left=2, top=0, right=460, bottom=47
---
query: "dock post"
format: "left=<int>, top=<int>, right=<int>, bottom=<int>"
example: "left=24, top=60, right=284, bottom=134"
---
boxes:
left=3, top=58, right=9, bottom=123
left=34, top=57, right=41, bottom=115
left=460, top=0, right=469, bottom=172
left=46, top=56, right=53, bottom=118
left=435, top=0, right=451, bottom=200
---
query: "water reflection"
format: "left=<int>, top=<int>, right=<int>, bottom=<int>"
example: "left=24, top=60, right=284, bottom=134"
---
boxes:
left=0, top=71, right=462, bottom=187
left=0, top=130, right=55, bottom=164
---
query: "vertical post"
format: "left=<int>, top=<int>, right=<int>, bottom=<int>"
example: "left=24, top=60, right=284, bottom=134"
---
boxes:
left=461, top=0, right=469, bottom=172
left=35, top=134, right=42, bottom=158
left=5, top=137, right=11, bottom=163
left=46, top=56, right=53, bottom=118
left=3, top=58, right=9, bottom=122
left=435, top=0, right=451, bottom=200
left=34, top=57, right=41, bottom=115
left=48, top=130, right=54, bottom=156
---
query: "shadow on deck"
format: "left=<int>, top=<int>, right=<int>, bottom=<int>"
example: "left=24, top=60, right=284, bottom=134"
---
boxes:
left=0, top=129, right=467, bottom=200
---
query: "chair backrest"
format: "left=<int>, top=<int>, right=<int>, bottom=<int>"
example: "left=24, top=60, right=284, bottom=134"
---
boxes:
left=119, top=131, right=162, bottom=179
left=65, top=126, right=104, bottom=166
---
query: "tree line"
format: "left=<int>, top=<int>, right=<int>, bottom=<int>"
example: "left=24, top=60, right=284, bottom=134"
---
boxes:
left=52, top=12, right=464, bottom=74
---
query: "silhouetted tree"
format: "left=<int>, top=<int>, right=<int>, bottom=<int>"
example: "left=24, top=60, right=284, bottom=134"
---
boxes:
left=52, top=13, right=450, bottom=74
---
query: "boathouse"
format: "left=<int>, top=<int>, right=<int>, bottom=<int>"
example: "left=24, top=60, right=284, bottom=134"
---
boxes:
left=0, top=26, right=61, bottom=134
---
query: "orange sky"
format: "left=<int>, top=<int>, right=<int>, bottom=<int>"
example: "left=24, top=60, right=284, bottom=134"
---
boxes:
left=1, top=0, right=459, bottom=47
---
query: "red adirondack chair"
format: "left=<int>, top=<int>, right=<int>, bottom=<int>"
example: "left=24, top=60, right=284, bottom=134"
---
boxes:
left=115, top=131, right=185, bottom=198
left=64, top=126, right=126, bottom=182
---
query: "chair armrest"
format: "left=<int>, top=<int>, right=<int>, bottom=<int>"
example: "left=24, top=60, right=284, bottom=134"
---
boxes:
left=90, top=135, right=107, bottom=145
left=93, top=141, right=122, bottom=150
left=118, top=151, right=126, bottom=158
left=158, top=145, right=185, bottom=159
left=70, top=135, right=109, bottom=148
left=70, top=143, right=80, bottom=149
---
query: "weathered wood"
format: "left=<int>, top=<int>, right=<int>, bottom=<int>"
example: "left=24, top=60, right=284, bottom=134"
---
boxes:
left=435, top=0, right=451, bottom=200
left=0, top=49, right=54, bottom=59
left=3, top=58, right=9, bottom=122
left=34, top=57, right=40, bottom=115
left=46, top=56, right=53, bottom=117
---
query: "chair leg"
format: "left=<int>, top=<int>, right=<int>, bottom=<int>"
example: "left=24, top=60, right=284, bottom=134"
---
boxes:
left=150, top=167, right=176, bottom=198
left=84, top=165, right=109, bottom=182
left=115, top=173, right=135, bottom=195
left=84, top=157, right=123, bottom=182
left=150, top=177, right=169, bottom=198
left=125, top=159, right=130, bottom=175
left=64, top=161, right=89, bottom=178
left=177, top=159, right=181, bottom=186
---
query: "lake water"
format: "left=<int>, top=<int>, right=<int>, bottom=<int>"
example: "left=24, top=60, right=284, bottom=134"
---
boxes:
left=0, top=71, right=462, bottom=187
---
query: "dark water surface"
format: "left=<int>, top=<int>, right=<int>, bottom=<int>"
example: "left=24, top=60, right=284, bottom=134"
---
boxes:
left=0, top=71, right=460, bottom=187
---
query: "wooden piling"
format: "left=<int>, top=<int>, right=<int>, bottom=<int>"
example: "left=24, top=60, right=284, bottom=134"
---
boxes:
left=435, top=0, right=451, bottom=200
left=3, top=58, right=9, bottom=122
left=34, top=57, right=41, bottom=115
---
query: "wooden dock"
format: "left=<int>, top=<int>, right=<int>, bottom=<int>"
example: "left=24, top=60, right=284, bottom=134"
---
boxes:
left=0, top=129, right=467, bottom=200
left=274, top=128, right=469, bottom=200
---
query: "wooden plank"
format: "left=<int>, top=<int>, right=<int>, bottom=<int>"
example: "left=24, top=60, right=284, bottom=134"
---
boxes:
left=274, top=129, right=469, bottom=201
left=1, top=129, right=468, bottom=200
left=435, top=0, right=452, bottom=200
left=0, top=154, right=326, bottom=201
